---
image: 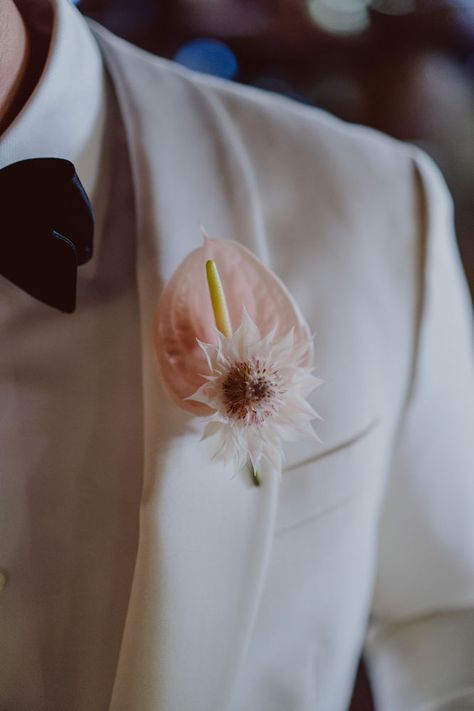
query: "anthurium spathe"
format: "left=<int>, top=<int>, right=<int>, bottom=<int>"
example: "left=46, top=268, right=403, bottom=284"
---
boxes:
left=154, top=231, right=321, bottom=477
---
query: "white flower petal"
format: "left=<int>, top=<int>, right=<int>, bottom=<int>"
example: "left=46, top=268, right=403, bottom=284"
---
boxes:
left=201, top=420, right=224, bottom=441
left=232, top=307, right=261, bottom=358
left=186, top=383, right=217, bottom=408
left=193, top=311, right=320, bottom=474
left=257, top=325, right=278, bottom=355
left=297, top=372, right=323, bottom=397
left=283, top=393, right=319, bottom=419
left=267, top=327, right=294, bottom=362
left=196, top=339, right=218, bottom=373
left=211, top=426, right=236, bottom=463
left=262, top=438, right=283, bottom=470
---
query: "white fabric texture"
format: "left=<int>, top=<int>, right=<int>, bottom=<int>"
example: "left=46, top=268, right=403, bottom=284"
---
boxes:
left=0, top=1, right=473, bottom=709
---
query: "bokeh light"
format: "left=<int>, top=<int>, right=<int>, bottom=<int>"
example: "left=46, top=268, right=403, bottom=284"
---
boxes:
left=307, top=0, right=371, bottom=35
left=174, top=39, right=238, bottom=79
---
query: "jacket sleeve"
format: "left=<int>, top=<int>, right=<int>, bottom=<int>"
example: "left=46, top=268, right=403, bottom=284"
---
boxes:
left=365, top=149, right=474, bottom=710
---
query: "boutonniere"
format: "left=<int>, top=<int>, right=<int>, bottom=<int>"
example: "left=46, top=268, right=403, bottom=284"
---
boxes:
left=154, top=230, right=321, bottom=485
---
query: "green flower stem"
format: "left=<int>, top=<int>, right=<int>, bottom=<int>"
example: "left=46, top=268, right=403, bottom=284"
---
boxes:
left=250, top=465, right=261, bottom=487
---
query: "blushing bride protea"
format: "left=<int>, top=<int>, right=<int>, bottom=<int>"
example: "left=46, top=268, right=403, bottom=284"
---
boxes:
left=154, top=230, right=322, bottom=485
left=190, top=308, right=321, bottom=479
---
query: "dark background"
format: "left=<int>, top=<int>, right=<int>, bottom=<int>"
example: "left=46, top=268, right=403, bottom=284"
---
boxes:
left=76, top=0, right=474, bottom=707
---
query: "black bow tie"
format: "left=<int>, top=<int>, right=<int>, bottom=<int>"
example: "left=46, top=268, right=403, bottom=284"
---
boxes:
left=0, top=158, right=94, bottom=313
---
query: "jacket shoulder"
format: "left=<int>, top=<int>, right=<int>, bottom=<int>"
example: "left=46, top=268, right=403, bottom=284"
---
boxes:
left=91, top=17, right=416, bottom=194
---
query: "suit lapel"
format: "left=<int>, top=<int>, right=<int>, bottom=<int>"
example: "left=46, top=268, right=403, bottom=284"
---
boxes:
left=96, top=27, right=280, bottom=710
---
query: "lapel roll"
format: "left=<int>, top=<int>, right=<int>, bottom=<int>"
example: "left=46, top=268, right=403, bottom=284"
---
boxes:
left=110, top=421, right=280, bottom=711
left=97, top=26, right=281, bottom=711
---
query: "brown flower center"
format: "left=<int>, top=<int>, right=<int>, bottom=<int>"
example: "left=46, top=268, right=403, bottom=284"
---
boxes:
left=222, top=359, right=279, bottom=424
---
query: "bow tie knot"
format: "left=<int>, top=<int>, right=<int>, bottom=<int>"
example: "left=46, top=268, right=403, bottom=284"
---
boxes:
left=0, top=157, right=94, bottom=312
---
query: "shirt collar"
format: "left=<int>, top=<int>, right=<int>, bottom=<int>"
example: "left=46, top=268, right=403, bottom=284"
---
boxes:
left=0, top=0, right=106, bottom=206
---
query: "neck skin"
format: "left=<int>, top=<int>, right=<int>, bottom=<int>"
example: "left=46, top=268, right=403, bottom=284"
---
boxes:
left=0, top=0, right=30, bottom=134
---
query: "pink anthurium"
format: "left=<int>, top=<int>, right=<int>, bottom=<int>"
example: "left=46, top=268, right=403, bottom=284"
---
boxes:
left=154, top=231, right=321, bottom=480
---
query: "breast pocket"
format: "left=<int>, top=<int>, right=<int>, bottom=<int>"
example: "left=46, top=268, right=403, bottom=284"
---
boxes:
left=276, top=417, right=383, bottom=534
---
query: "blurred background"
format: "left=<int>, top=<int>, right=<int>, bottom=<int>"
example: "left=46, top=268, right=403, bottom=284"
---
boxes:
left=75, top=0, right=474, bottom=707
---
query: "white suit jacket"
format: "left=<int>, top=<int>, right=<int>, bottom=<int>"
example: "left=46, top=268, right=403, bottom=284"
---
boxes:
left=0, top=1, right=473, bottom=710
